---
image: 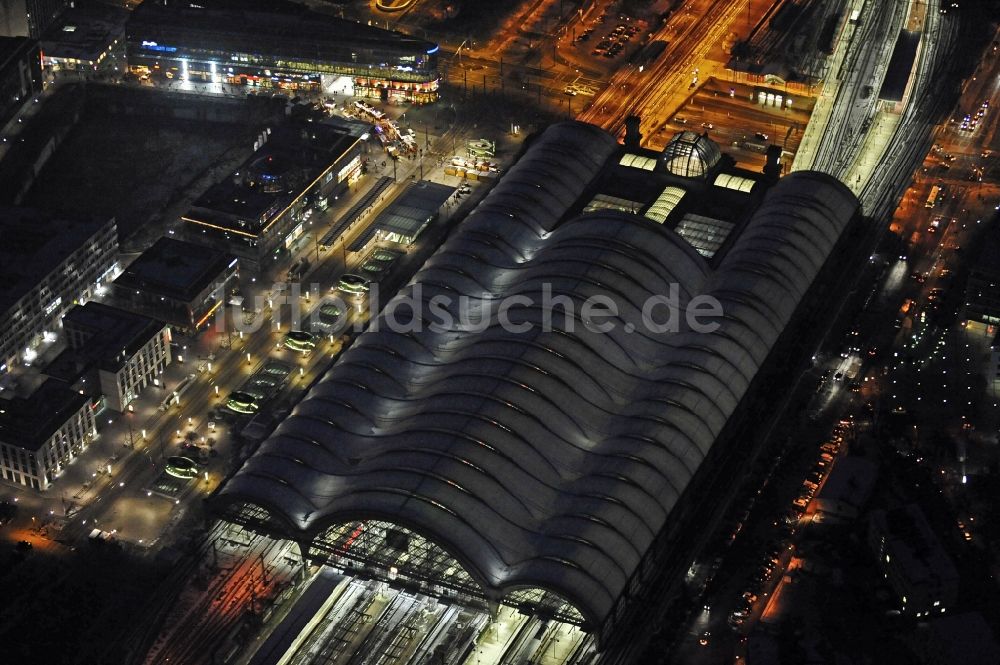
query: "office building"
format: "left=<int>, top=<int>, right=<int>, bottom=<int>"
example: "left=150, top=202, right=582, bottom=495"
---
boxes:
left=182, top=119, right=364, bottom=271
left=212, top=122, right=863, bottom=649
left=0, top=207, right=119, bottom=376
left=125, top=0, right=439, bottom=102
left=0, top=0, right=66, bottom=38
left=0, top=377, right=96, bottom=490
left=0, top=35, right=41, bottom=127
left=45, top=302, right=172, bottom=412
left=869, top=504, right=960, bottom=617
left=111, top=237, right=237, bottom=334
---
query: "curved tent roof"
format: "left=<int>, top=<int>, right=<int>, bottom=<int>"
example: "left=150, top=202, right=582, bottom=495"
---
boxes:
left=213, top=122, right=860, bottom=628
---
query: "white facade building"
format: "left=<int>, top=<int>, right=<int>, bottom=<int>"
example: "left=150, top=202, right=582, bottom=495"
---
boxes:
left=0, top=379, right=96, bottom=491
left=0, top=208, right=119, bottom=375
left=59, top=302, right=172, bottom=412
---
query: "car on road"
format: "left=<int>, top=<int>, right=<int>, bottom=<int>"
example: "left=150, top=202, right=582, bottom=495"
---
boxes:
left=754, top=132, right=769, bottom=141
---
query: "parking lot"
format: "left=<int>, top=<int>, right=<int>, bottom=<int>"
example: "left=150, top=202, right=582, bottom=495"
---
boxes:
left=573, top=12, right=648, bottom=62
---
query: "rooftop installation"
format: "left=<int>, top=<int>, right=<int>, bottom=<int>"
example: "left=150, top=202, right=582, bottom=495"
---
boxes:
left=113, top=237, right=235, bottom=303
left=213, top=122, right=861, bottom=642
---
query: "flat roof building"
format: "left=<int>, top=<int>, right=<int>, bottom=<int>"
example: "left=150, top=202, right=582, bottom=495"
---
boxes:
left=963, top=210, right=1000, bottom=326
left=183, top=119, right=364, bottom=271
left=0, top=377, right=96, bottom=491
left=869, top=504, right=960, bottom=617
left=348, top=180, right=454, bottom=252
left=879, top=30, right=921, bottom=112
left=39, top=2, right=127, bottom=73
left=126, top=0, right=439, bottom=102
left=914, top=612, right=1000, bottom=665
left=814, top=457, right=879, bottom=520
left=0, top=34, right=41, bottom=128
left=111, top=237, right=237, bottom=334
left=0, top=207, right=119, bottom=375
left=46, top=302, right=172, bottom=412
left=212, top=122, right=862, bottom=650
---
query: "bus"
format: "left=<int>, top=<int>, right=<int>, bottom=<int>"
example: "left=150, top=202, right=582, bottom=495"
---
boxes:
left=159, top=373, right=197, bottom=411
left=288, top=258, right=311, bottom=281
left=928, top=216, right=951, bottom=234
left=925, top=185, right=944, bottom=208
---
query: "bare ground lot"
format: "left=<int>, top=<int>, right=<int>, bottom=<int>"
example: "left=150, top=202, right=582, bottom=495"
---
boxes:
left=25, top=112, right=251, bottom=247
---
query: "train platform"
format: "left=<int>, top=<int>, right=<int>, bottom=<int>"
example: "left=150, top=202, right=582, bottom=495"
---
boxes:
left=792, top=0, right=866, bottom=171
left=246, top=568, right=345, bottom=665
left=844, top=109, right=902, bottom=196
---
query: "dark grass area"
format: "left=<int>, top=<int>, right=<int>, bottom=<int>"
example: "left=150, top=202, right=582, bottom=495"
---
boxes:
left=419, top=0, right=528, bottom=40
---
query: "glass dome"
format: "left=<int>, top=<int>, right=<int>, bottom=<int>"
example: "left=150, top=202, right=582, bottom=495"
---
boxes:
left=660, top=131, right=722, bottom=178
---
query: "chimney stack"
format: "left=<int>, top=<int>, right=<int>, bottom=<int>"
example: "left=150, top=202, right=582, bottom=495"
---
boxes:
left=762, top=144, right=782, bottom=181
left=624, top=116, right=642, bottom=149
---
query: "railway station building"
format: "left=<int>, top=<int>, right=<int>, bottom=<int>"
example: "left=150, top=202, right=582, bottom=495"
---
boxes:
left=211, top=122, right=862, bottom=651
